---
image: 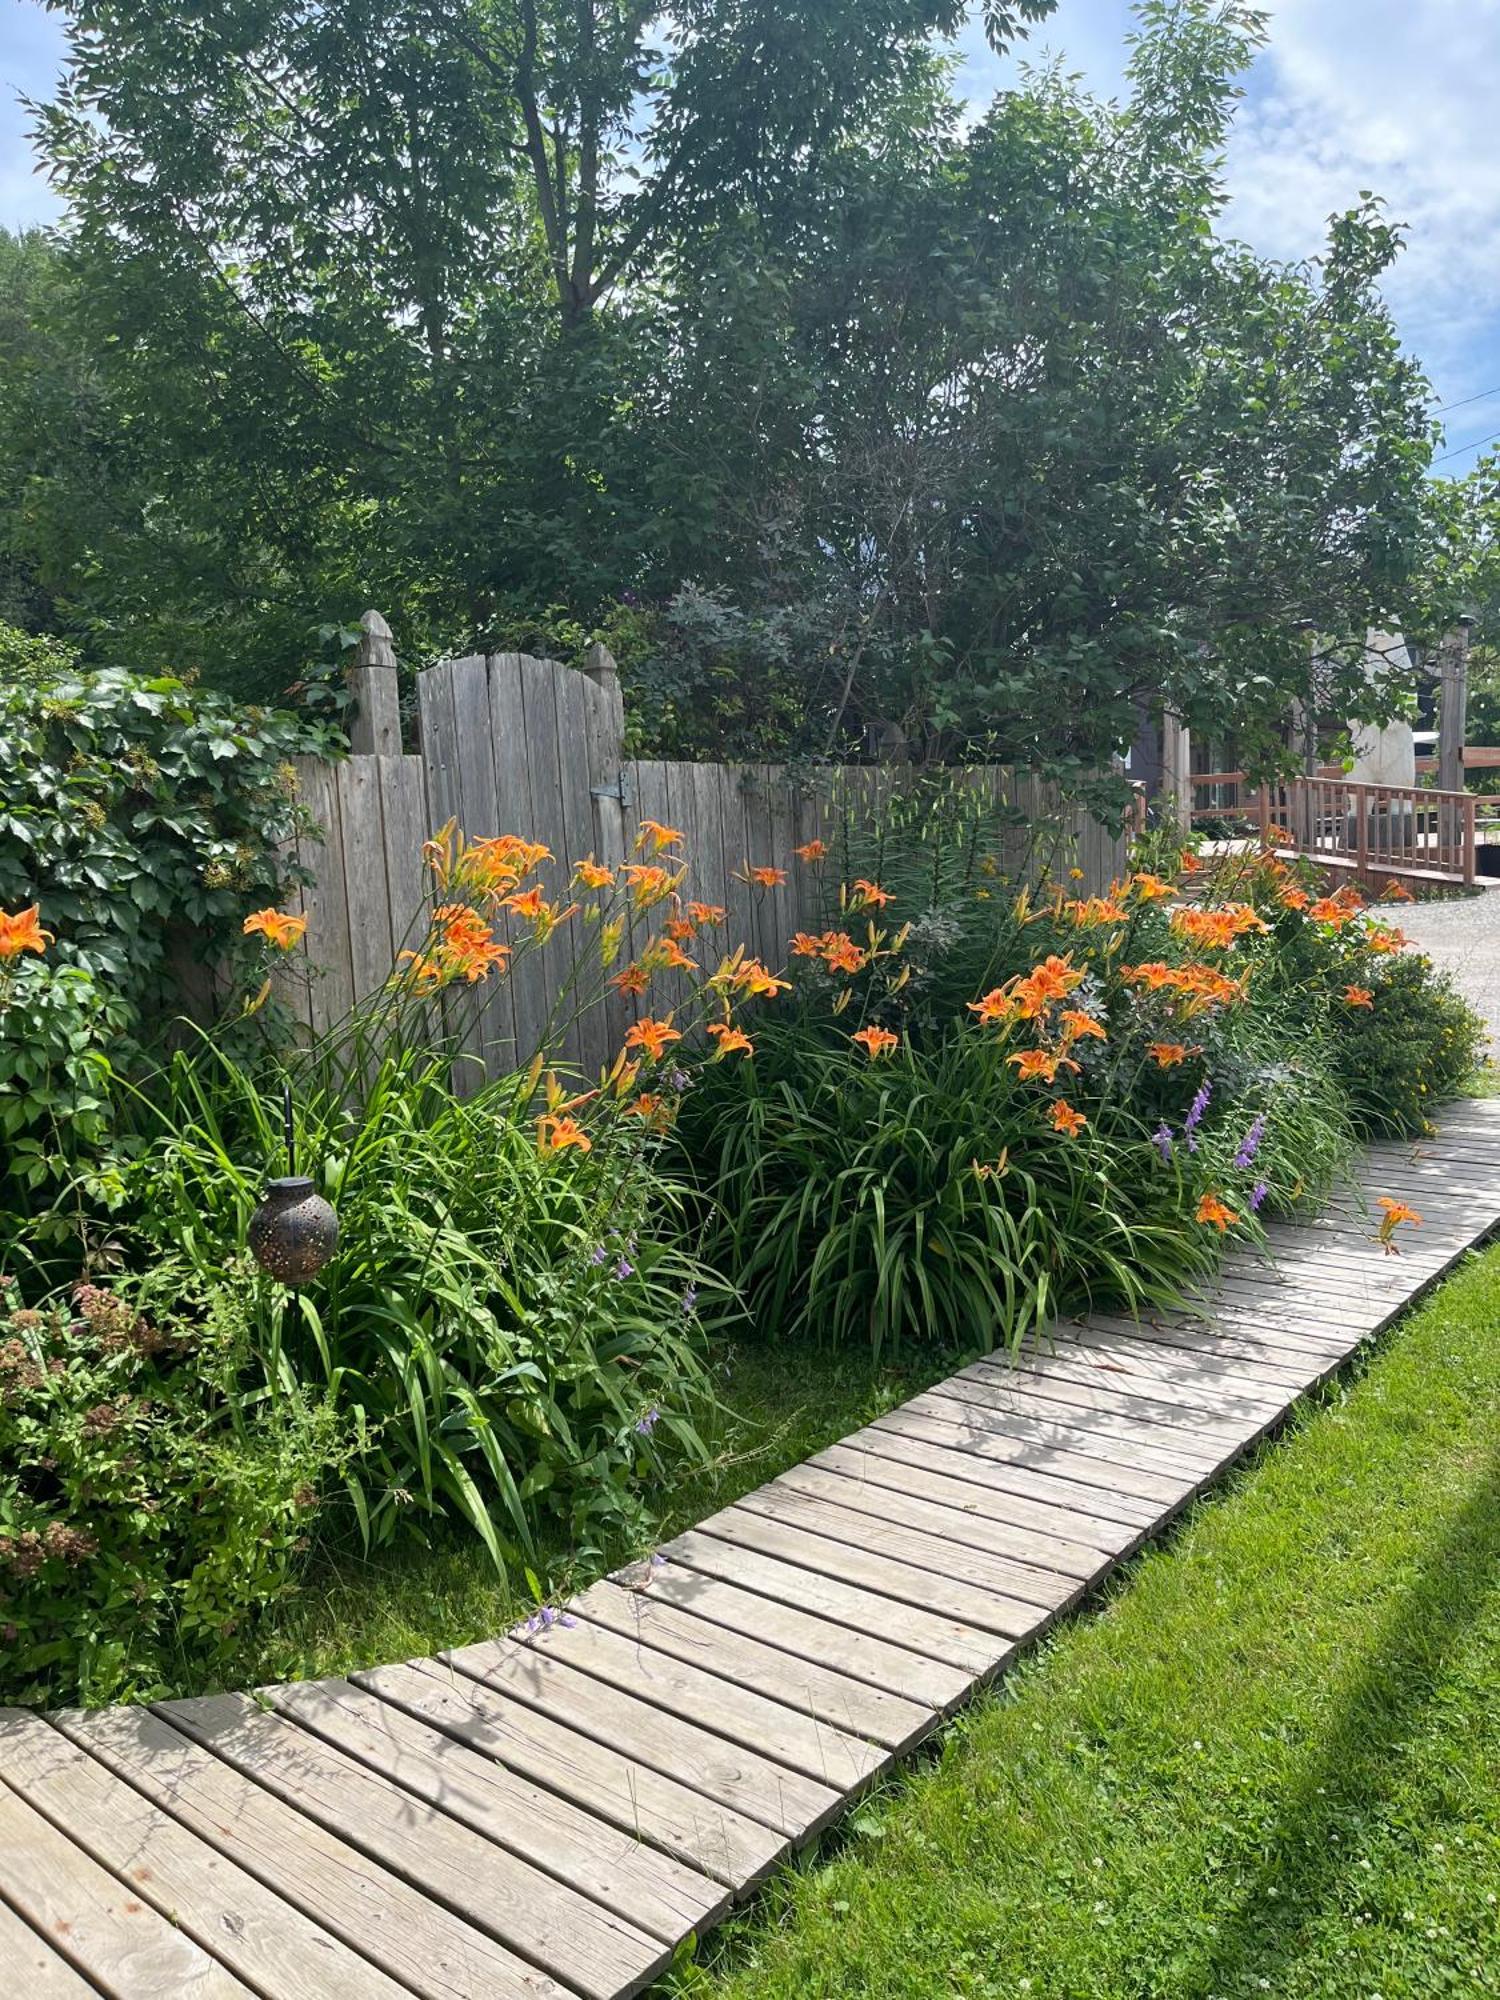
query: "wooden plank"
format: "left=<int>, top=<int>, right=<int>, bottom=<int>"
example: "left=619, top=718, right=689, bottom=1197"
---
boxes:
left=1075, top=1312, right=1344, bottom=1379
left=1049, top=1323, right=1322, bottom=1400
left=0, top=1709, right=410, bottom=2000
left=574, top=1578, right=934, bottom=1754
left=265, top=1677, right=726, bottom=1944
left=987, top=1345, right=1289, bottom=1422
left=852, top=1412, right=1162, bottom=1530
left=0, top=1767, right=248, bottom=1997
left=448, top=652, right=516, bottom=1080
left=294, top=756, right=355, bottom=1037
left=761, top=764, right=797, bottom=966
left=553, top=662, right=609, bottom=1072
left=0, top=1891, right=94, bottom=1996
left=489, top=653, right=549, bottom=1068
left=687, top=760, right=732, bottom=979
left=578, top=666, right=633, bottom=1062
left=659, top=1529, right=1011, bottom=1683
left=356, top=1658, right=785, bottom=1890
left=517, top=656, right=585, bottom=1068
left=607, top=1552, right=972, bottom=1712
left=55, top=1704, right=570, bottom=2000
left=734, top=1483, right=1085, bottom=1611
left=378, top=753, right=431, bottom=958
left=962, top=1354, right=1274, bottom=1439
left=692, top=1501, right=1056, bottom=1640
left=809, top=1439, right=1139, bottom=1559
left=715, top=764, right=759, bottom=970
left=906, top=1386, right=1219, bottom=1486
left=504, top=1609, right=884, bottom=1792
left=769, top=1460, right=1113, bottom=1583
left=934, top=1368, right=1247, bottom=1463
left=334, top=756, right=393, bottom=1008
left=440, top=1636, right=845, bottom=1841
left=158, top=1689, right=656, bottom=2000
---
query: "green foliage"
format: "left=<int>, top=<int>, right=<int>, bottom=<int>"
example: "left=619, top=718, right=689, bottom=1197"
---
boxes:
left=0, top=648, right=331, bottom=997
left=0, top=957, right=132, bottom=1224
left=0, top=1276, right=346, bottom=1706
left=1327, top=949, right=1486, bottom=1138
left=2, top=4, right=1431, bottom=766
left=0, top=620, right=78, bottom=689
left=117, top=1042, right=719, bottom=1567
left=679, top=1018, right=1218, bottom=1359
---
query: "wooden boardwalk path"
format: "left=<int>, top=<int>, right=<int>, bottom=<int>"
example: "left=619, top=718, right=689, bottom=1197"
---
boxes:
left=5, top=1100, right=1500, bottom=1998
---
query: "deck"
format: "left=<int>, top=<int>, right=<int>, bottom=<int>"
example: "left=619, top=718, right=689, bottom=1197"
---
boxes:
left=4, top=1100, right=1500, bottom=1999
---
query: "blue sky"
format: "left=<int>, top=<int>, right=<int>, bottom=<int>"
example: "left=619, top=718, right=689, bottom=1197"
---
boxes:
left=5, top=0, right=1500, bottom=473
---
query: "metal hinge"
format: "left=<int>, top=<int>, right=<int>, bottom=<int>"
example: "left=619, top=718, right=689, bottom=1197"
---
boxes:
left=590, top=772, right=632, bottom=808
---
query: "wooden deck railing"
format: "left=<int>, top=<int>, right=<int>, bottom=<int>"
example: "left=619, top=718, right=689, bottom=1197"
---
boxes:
left=1186, top=770, right=1478, bottom=886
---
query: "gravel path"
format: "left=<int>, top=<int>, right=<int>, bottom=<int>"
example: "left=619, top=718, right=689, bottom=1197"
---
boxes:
left=1392, top=888, right=1500, bottom=1055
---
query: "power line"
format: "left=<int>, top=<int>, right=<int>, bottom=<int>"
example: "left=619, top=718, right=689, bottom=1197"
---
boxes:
left=1433, top=426, right=1500, bottom=466
left=1435, top=383, right=1500, bottom=416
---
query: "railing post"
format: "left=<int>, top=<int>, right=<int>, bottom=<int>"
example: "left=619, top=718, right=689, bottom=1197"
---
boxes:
left=1256, top=783, right=1271, bottom=845
left=1354, top=782, right=1369, bottom=880
left=1465, top=792, right=1477, bottom=887
left=345, top=609, right=402, bottom=756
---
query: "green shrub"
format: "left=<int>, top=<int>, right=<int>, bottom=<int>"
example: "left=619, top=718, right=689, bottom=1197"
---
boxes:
left=118, top=1042, right=720, bottom=1566
left=1327, top=949, right=1486, bottom=1136
left=0, top=1275, right=345, bottom=1706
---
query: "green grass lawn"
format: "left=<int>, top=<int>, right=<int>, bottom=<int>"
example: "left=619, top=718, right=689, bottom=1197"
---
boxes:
left=663, top=1243, right=1500, bottom=2000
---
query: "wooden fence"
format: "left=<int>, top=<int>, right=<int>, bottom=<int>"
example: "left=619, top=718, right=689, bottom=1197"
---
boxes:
left=274, top=615, right=1129, bottom=1079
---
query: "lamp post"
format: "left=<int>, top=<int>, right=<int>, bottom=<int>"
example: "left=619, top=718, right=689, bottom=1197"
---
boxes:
left=248, top=1082, right=339, bottom=1284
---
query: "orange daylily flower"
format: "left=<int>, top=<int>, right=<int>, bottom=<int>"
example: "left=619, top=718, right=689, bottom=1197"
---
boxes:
left=635, top=818, right=684, bottom=854
left=620, top=862, right=685, bottom=912
left=1062, top=896, right=1128, bottom=926
left=625, top=1093, right=673, bottom=1128
left=1049, top=1099, right=1088, bottom=1137
left=1195, top=1192, right=1239, bottom=1231
left=1013, top=953, right=1085, bottom=1018
left=1060, top=1008, right=1107, bottom=1044
left=711, top=953, right=791, bottom=999
left=1375, top=1195, right=1422, bottom=1253
left=1148, top=1041, right=1189, bottom=1068
left=968, top=987, right=1014, bottom=1026
left=1364, top=926, right=1406, bottom=955
left=664, top=915, right=699, bottom=943
left=743, top=863, right=787, bottom=889
left=1179, top=849, right=1201, bottom=874
left=1131, top=872, right=1175, bottom=902
left=1344, top=984, right=1374, bottom=1008
left=0, top=905, right=51, bottom=960
left=1382, top=881, right=1415, bottom=903
left=790, top=932, right=827, bottom=957
left=851, top=1024, right=899, bottom=1059
left=572, top=857, right=615, bottom=890
left=706, top=1021, right=755, bottom=1057
left=820, top=931, right=868, bottom=975
left=242, top=907, right=307, bottom=952
left=423, top=822, right=551, bottom=903
left=1172, top=903, right=1268, bottom=949
left=688, top=901, right=726, bottom=926
left=611, top=961, right=651, bottom=997
left=431, top=904, right=510, bottom=982
left=624, top=1015, right=682, bottom=1060
left=537, top=1114, right=591, bottom=1153
left=795, top=839, right=828, bottom=862
left=1279, top=886, right=1311, bottom=912
left=848, top=879, right=895, bottom=910
left=1007, top=1048, right=1077, bottom=1083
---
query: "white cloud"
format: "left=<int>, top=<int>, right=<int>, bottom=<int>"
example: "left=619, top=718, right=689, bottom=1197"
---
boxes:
left=958, top=0, right=1500, bottom=468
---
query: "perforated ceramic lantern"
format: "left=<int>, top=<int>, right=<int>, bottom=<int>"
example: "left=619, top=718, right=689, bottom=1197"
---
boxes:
left=248, top=1175, right=339, bottom=1285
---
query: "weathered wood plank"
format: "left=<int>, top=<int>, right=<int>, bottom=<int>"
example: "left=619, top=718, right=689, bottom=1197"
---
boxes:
left=0, top=1762, right=249, bottom=1998
left=863, top=1405, right=1168, bottom=1523
left=1, top=1709, right=409, bottom=2000
left=0, top=1889, right=94, bottom=1995
left=440, top=1636, right=844, bottom=1841
left=294, top=756, right=355, bottom=1037
left=55, top=1704, right=570, bottom=2000
left=158, top=1689, right=657, bottom=2000
left=607, top=1553, right=971, bottom=1712
left=264, top=1677, right=726, bottom=1944
left=356, top=1658, right=785, bottom=1890
left=574, top=1576, right=935, bottom=1754
left=489, top=653, right=549, bottom=1067
left=334, top=757, right=393, bottom=1009
left=377, top=753, right=430, bottom=959
left=658, top=1530, right=1011, bottom=1683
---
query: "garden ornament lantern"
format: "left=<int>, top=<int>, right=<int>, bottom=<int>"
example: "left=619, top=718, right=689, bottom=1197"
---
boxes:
left=248, top=1083, right=338, bottom=1284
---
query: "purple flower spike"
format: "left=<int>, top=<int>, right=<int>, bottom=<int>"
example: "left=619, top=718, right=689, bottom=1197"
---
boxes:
left=1251, top=1179, right=1269, bottom=1211
left=1152, top=1123, right=1173, bottom=1163
left=1234, top=1113, right=1267, bottom=1171
left=681, top=1284, right=699, bottom=1315
left=614, top=1256, right=635, bottom=1281
left=589, top=1243, right=609, bottom=1266
left=1184, top=1079, right=1212, bottom=1135
left=561, top=1613, right=578, bottom=1628
left=635, top=1405, right=661, bottom=1436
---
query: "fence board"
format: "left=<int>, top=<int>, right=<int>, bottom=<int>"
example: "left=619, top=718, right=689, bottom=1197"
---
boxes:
left=273, top=648, right=1129, bottom=1082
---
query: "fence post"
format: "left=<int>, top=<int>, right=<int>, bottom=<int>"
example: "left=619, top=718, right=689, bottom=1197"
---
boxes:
left=1160, top=711, right=1192, bottom=832
left=346, top=609, right=402, bottom=756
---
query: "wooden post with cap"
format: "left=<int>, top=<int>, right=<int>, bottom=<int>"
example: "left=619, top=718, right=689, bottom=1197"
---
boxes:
left=346, top=609, right=402, bottom=756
